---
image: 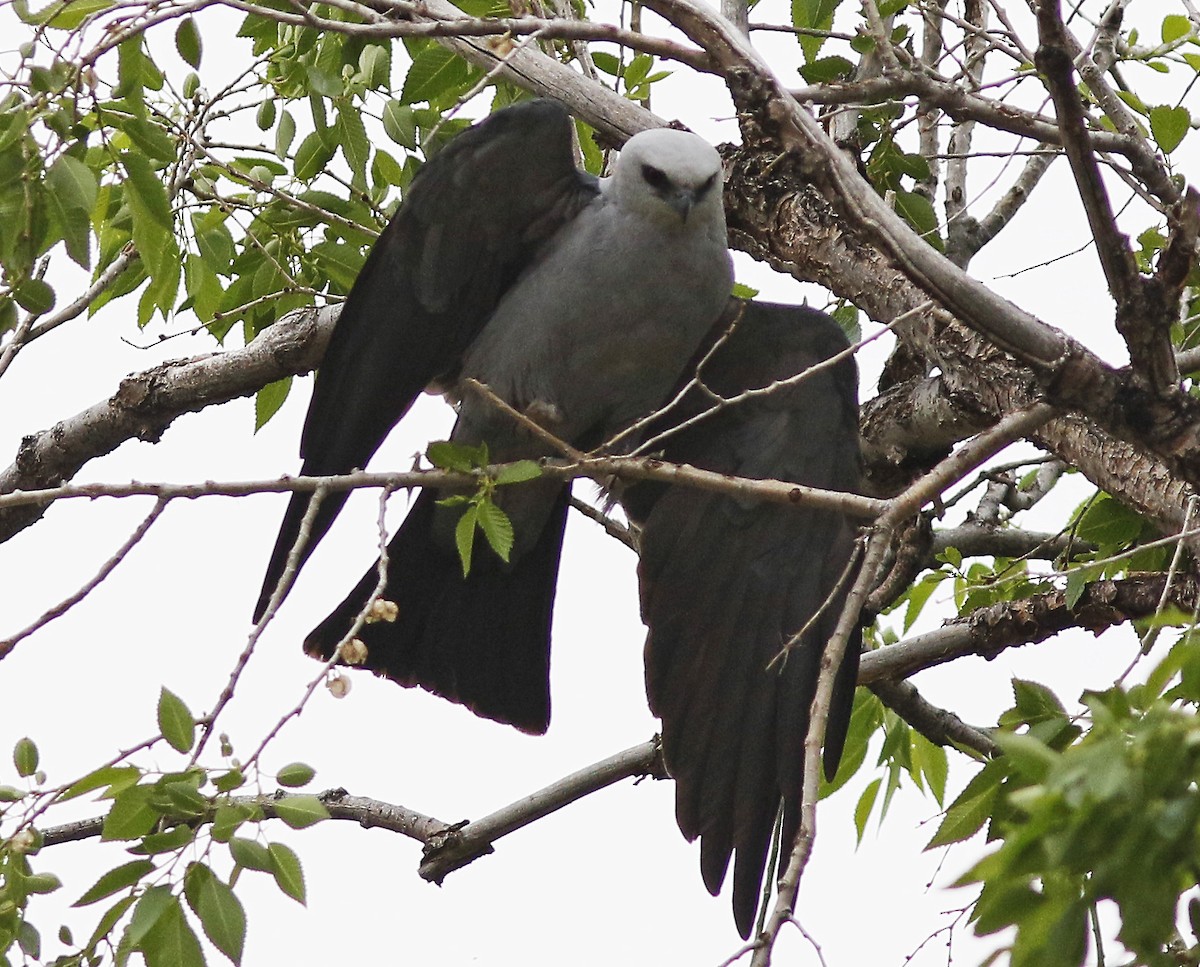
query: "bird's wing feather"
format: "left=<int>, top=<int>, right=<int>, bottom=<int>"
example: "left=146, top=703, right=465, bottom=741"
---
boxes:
left=625, top=300, right=862, bottom=939
left=255, top=100, right=598, bottom=620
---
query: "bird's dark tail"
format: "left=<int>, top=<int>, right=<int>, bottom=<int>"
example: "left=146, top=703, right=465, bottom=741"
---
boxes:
left=304, top=487, right=571, bottom=734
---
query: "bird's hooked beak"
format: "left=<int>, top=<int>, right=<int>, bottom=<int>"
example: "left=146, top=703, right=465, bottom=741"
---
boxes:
left=667, top=188, right=697, bottom=222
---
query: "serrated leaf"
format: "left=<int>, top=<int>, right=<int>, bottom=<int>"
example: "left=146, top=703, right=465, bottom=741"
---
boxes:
left=268, top=841, right=306, bottom=903
left=26, top=872, right=62, bottom=893
left=175, top=17, right=202, bottom=68
left=14, top=278, right=55, bottom=314
left=125, top=885, right=174, bottom=949
left=426, top=440, right=478, bottom=472
left=211, top=802, right=252, bottom=842
left=893, top=190, right=944, bottom=250
left=157, top=688, right=195, bottom=754
left=455, top=504, right=479, bottom=576
left=927, top=770, right=1000, bottom=848
left=273, top=794, right=328, bottom=829
left=275, top=109, right=296, bottom=159
left=17, top=921, right=40, bottom=958
left=400, top=46, right=471, bottom=106
left=372, top=148, right=405, bottom=188
left=792, top=0, right=843, bottom=62
left=228, top=837, right=273, bottom=872
left=185, top=864, right=246, bottom=965
left=256, top=99, right=276, bottom=131
left=102, top=785, right=158, bottom=841
left=798, top=55, right=854, bottom=83
left=1150, top=105, right=1190, bottom=154
left=475, top=499, right=514, bottom=563
left=854, top=776, right=881, bottom=842
left=731, top=281, right=759, bottom=299
left=13, top=736, right=39, bottom=777
left=43, top=0, right=113, bottom=28
left=58, top=764, right=142, bottom=802
left=493, top=460, right=542, bottom=485
left=138, top=894, right=205, bottom=967
left=336, top=104, right=370, bottom=178
left=276, top=763, right=315, bottom=788
left=293, top=131, right=336, bottom=182
left=74, top=860, right=155, bottom=907
left=1162, top=14, right=1192, bottom=44
left=382, top=100, right=416, bottom=149
left=121, top=152, right=172, bottom=231
left=133, top=824, right=196, bottom=855
left=255, top=376, right=292, bottom=432
left=87, top=893, right=136, bottom=951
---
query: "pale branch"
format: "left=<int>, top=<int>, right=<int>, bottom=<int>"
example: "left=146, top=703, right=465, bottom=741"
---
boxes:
left=942, top=0, right=989, bottom=269
left=0, top=499, right=168, bottom=661
left=0, top=304, right=338, bottom=541
left=858, top=572, right=1200, bottom=684
left=929, top=522, right=1090, bottom=562
left=868, top=679, right=999, bottom=758
left=1034, top=2, right=1176, bottom=395
left=418, top=739, right=666, bottom=882
left=969, top=145, right=1059, bottom=256
left=192, top=483, right=332, bottom=761
left=0, top=463, right=886, bottom=523
left=720, top=151, right=1197, bottom=537
left=786, top=74, right=1143, bottom=187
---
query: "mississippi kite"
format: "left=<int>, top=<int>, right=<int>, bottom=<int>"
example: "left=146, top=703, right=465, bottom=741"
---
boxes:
left=256, top=99, right=861, bottom=937
left=622, top=300, right=861, bottom=937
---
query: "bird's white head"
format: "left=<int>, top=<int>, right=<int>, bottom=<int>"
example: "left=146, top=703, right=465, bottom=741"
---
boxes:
left=608, top=128, right=725, bottom=230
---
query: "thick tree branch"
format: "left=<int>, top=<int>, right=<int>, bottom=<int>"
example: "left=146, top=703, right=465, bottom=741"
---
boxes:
left=869, top=679, right=999, bottom=758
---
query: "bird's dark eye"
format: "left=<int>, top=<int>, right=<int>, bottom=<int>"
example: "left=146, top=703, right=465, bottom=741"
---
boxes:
left=641, top=164, right=671, bottom=191
left=695, top=173, right=717, bottom=199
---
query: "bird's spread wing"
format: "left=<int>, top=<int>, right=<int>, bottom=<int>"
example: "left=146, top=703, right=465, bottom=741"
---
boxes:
left=255, top=99, right=598, bottom=620
left=624, top=300, right=863, bottom=939
left=303, top=486, right=571, bottom=733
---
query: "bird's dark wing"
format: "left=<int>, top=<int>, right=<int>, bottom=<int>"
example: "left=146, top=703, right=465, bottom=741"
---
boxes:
left=303, top=486, right=571, bottom=733
left=623, top=300, right=862, bottom=939
left=254, top=99, right=598, bottom=620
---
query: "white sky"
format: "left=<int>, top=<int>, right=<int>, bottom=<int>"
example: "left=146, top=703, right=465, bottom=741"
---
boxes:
left=1, top=1, right=1196, bottom=964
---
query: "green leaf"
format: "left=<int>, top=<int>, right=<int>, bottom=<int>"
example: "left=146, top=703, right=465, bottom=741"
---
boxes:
left=211, top=802, right=253, bottom=842
left=175, top=17, right=202, bottom=68
left=275, top=109, right=296, bottom=159
left=427, top=440, right=480, bottom=472
left=893, top=190, right=944, bottom=250
left=228, top=837, right=274, bottom=872
left=255, top=377, right=292, bottom=432
left=13, top=278, right=55, bottom=315
left=731, top=281, right=759, bottom=299
left=382, top=100, right=417, bottom=149
left=1150, top=105, right=1190, bottom=154
left=121, top=152, right=172, bottom=231
left=256, top=98, right=276, bottom=131
left=1073, top=492, right=1143, bottom=547
left=792, top=0, right=843, bottom=62
left=133, top=824, right=197, bottom=855
left=1162, top=14, right=1192, bottom=44
left=13, top=736, right=39, bottom=777
left=25, top=872, right=62, bottom=893
left=475, top=499, right=514, bottom=563
left=493, top=460, right=542, bottom=485
left=157, top=688, right=196, bottom=754
left=46, top=153, right=97, bottom=268
left=455, top=503, right=479, bottom=576
left=185, top=864, right=246, bottom=965
left=102, top=785, right=159, bottom=841
left=58, top=764, right=142, bottom=802
left=268, top=842, right=306, bottom=904
left=293, top=130, right=336, bottom=181
left=854, top=776, right=881, bottom=842
left=43, top=0, right=113, bottom=28
left=86, top=893, right=136, bottom=951
left=137, top=894, right=205, bottom=967
left=74, top=860, right=155, bottom=907
left=797, top=55, right=854, bottom=83
left=125, top=885, right=174, bottom=949
left=400, top=46, right=472, bottom=106
left=335, top=104, right=370, bottom=178
left=275, top=763, right=315, bottom=788
left=0, top=785, right=24, bottom=801
left=273, top=794, right=329, bottom=829
left=371, top=148, right=406, bottom=189
left=927, top=763, right=1001, bottom=848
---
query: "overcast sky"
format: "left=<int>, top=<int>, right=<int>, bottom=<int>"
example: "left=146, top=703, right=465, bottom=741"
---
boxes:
left=2, top=2, right=1194, bottom=964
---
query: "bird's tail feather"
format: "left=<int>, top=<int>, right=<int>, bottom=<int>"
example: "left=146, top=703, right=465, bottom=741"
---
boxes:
left=304, top=487, right=571, bottom=734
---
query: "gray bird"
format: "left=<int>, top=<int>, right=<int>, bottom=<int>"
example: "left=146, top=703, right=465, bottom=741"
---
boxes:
left=257, top=99, right=860, bottom=939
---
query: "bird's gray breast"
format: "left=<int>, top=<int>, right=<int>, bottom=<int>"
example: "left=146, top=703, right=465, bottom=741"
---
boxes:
left=459, top=196, right=734, bottom=450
